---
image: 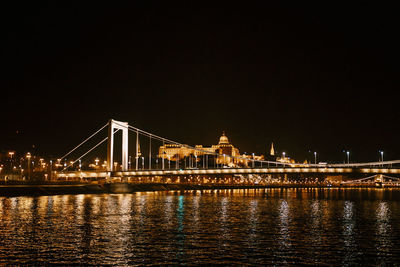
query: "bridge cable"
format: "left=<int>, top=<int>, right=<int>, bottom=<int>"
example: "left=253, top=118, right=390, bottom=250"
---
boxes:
left=342, top=175, right=378, bottom=183
left=121, top=122, right=314, bottom=167
left=382, top=175, right=400, bottom=181
left=113, top=120, right=400, bottom=168
left=62, top=129, right=120, bottom=172
left=59, top=123, right=108, bottom=161
left=119, top=122, right=267, bottom=164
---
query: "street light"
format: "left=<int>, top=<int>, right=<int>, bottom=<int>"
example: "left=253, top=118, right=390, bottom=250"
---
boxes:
left=50, top=160, right=53, bottom=180
left=314, top=152, right=317, bottom=165
left=379, top=150, right=384, bottom=167
left=346, top=151, right=350, bottom=164
left=26, top=152, right=31, bottom=180
left=39, top=158, right=44, bottom=171
left=8, top=152, right=15, bottom=172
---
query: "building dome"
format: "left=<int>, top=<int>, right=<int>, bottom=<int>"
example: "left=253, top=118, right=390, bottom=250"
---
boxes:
left=218, top=132, right=230, bottom=145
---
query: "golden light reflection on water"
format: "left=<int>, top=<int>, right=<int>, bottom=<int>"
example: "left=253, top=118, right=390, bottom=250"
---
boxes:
left=279, top=199, right=291, bottom=250
left=220, top=196, right=228, bottom=223
left=310, top=200, right=322, bottom=246
left=192, top=195, right=200, bottom=227
left=342, top=200, right=356, bottom=265
left=219, top=196, right=230, bottom=243
left=247, top=199, right=259, bottom=245
left=163, top=195, right=174, bottom=229
left=1, top=189, right=400, bottom=265
left=375, top=201, right=392, bottom=255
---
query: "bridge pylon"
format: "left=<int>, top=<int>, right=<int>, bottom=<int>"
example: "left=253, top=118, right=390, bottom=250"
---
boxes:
left=107, top=119, right=129, bottom=172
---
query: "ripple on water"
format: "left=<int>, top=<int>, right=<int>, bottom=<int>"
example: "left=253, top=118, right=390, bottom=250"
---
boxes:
left=1, top=189, right=400, bottom=265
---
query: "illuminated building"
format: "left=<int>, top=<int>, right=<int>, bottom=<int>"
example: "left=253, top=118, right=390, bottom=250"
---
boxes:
left=214, top=132, right=241, bottom=166
left=276, top=156, right=296, bottom=164
left=158, top=144, right=214, bottom=161
left=158, top=132, right=262, bottom=167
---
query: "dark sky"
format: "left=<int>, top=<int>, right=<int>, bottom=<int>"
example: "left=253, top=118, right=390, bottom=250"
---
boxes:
left=2, top=3, right=399, bottom=163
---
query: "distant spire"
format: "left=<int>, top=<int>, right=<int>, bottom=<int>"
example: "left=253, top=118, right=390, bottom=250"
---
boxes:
left=270, top=142, right=275, bottom=156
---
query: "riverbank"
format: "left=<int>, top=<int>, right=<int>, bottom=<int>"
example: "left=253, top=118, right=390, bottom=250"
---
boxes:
left=0, top=183, right=397, bottom=197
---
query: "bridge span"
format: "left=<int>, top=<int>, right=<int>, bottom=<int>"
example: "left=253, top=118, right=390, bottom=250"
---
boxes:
left=56, top=167, right=400, bottom=180
left=56, top=119, right=400, bottom=183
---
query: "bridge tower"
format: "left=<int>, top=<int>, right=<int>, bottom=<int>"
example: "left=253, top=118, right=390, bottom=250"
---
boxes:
left=107, top=119, right=129, bottom=171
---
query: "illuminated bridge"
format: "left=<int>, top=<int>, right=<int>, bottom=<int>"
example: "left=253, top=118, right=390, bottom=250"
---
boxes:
left=56, top=119, right=400, bottom=183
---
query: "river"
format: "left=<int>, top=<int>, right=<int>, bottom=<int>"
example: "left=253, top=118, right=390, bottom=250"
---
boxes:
left=1, top=188, right=400, bottom=265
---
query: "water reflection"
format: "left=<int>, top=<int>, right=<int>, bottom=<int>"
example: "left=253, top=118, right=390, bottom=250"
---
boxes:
left=219, top=196, right=230, bottom=248
left=310, top=200, right=322, bottom=246
left=192, top=194, right=200, bottom=227
left=220, top=196, right=228, bottom=223
left=1, top=189, right=400, bottom=265
left=375, top=202, right=392, bottom=259
left=278, top=199, right=291, bottom=251
left=342, top=200, right=358, bottom=266
left=343, top=201, right=355, bottom=245
left=176, top=195, right=185, bottom=262
left=248, top=199, right=258, bottom=237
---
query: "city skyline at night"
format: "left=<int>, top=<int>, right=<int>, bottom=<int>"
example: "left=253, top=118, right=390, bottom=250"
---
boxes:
left=2, top=4, right=400, bottom=265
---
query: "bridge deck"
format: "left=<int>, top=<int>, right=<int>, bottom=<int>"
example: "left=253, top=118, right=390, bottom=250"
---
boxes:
left=56, top=167, right=400, bottom=179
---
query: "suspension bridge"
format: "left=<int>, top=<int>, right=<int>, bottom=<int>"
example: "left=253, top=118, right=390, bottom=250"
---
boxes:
left=55, top=119, right=400, bottom=184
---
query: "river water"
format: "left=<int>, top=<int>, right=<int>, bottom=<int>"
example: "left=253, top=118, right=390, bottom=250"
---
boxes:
left=1, top=188, right=400, bottom=265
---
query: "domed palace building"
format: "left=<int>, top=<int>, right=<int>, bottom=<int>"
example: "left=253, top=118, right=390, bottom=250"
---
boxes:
left=213, top=132, right=241, bottom=166
left=158, top=132, right=258, bottom=167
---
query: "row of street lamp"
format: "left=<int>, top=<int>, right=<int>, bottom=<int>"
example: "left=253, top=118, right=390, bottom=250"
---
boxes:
left=279, top=150, right=386, bottom=165
left=2, top=149, right=389, bottom=178
left=340, top=150, right=385, bottom=164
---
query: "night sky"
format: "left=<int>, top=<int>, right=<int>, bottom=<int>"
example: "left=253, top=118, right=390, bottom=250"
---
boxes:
left=2, top=3, right=399, bottom=163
